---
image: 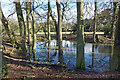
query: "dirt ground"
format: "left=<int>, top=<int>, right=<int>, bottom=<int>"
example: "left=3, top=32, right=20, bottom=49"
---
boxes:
left=2, top=34, right=119, bottom=79
left=3, top=54, right=120, bottom=79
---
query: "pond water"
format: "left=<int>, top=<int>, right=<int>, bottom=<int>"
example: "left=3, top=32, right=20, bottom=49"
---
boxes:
left=27, top=39, right=113, bottom=73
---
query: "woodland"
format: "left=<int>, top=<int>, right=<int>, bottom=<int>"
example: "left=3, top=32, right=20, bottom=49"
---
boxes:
left=0, top=0, right=120, bottom=79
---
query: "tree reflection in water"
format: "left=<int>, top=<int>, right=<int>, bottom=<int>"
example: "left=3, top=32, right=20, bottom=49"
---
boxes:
left=28, top=39, right=113, bottom=72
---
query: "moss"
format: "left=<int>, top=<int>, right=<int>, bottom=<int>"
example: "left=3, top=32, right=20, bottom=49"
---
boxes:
left=2, top=59, right=10, bottom=78
left=18, top=47, right=22, bottom=51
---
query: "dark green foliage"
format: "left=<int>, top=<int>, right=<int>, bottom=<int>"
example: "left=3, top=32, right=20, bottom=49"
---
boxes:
left=72, top=23, right=77, bottom=34
left=102, top=24, right=111, bottom=35
left=72, top=19, right=94, bottom=34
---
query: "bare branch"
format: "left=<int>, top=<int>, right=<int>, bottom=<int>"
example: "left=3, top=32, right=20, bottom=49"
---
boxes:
left=7, top=11, right=16, bottom=19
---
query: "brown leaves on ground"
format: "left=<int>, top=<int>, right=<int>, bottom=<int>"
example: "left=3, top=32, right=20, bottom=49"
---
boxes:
left=3, top=54, right=119, bottom=79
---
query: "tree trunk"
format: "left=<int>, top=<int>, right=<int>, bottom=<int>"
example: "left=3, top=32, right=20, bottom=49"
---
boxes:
left=56, top=0, right=63, bottom=64
left=31, top=2, right=36, bottom=61
left=0, top=5, right=2, bottom=79
left=48, top=0, right=51, bottom=42
left=48, top=0, right=51, bottom=62
left=76, top=1, right=85, bottom=70
left=49, top=4, right=58, bottom=41
left=111, top=2, right=117, bottom=40
left=113, top=5, right=120, bottom=72
left=0, top=3, right=20, bottom=45
left=93, top=2, right=97, bottom=43
left=117, top=5, right=120, bottom=71
left=15, top=1, right=27, bottom=56
left=26, top=2, right=33, bottom=61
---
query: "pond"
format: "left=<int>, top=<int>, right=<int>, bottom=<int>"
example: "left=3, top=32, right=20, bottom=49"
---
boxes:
left=27, top=39, right=113, bottom=73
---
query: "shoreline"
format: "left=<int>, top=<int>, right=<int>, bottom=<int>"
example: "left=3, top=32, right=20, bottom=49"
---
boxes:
left=35, top=34, right=113, bottom=44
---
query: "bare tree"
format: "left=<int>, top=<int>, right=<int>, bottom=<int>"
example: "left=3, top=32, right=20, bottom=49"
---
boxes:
left=14, top=1, right=27, bottom=56
left=111, top=2, right=117, bottom=40
left=93, top=2, right=97, bottom=43
left=112, top=4, right=120, bottom=71
left=26, top=2, right=33, bottom=61
left=76, top=0, right=85, bottom=70
left=47, top=0, right=51, bottom=62
left=56, top=0, right=63, bottom=64
left=31, top=1, right=36, bottom=61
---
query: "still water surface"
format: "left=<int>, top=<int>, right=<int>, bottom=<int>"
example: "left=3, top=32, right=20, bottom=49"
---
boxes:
left=28, top=39, right=112, bottom=73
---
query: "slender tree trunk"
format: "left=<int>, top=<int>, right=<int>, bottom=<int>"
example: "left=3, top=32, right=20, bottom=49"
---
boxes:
left=61, top=2, right=67, bottom=20
left=31, top=2, right=36, bottom=61
left=49, top=4, right=58, bottom=41
left=56, top=0, right=63, bottom=64
left=48, top=0, right=51, bottom=42
left=76, top=0, right=85, bottom=70
left=26, top=2, right=33, bottom=61
left=47, top=0, right=51, bottom=62
left=62, top=5, right=65, bottom=20
left=15, top=1, right=27, bottom=56
left=111, top=2, right=117, bottom=40
left=93, top=2, right=97, bottom=43
left=50, top=3, right=66, bottom=42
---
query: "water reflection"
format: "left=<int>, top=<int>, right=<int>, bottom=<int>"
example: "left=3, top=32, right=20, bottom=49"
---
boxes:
left=91, top=45, right=95, bottom=70
left=48, top=40, right=51, bottom=62
left=34, top=39, right=112, bottom=72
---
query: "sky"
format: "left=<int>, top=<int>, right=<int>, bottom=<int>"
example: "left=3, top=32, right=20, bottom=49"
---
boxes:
left=0, top=0, right=113, bottom=23
left=0, top=0, right=119, bottom=2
